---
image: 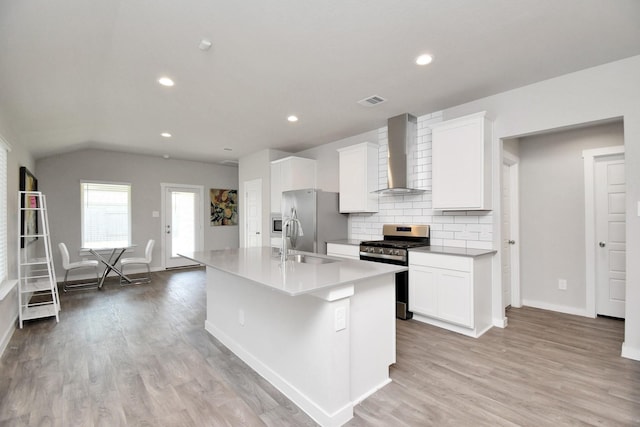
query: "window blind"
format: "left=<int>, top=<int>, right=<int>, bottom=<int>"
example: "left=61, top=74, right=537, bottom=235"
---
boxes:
left=81, top=182, right=131, bottom=248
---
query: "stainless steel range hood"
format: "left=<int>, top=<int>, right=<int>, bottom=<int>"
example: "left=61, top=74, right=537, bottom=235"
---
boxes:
left=375, top=113, right=426, bottom=195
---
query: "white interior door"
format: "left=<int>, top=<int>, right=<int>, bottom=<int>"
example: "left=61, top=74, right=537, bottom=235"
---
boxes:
left=502, top=152, right=520, bottom=309
left=244, top=179, right=262, bottom=248
left=501, top=163, right=512, bottom=308
left=162, top=184, right=204, bottom=268
left=595, top=155, right=626, bottom=318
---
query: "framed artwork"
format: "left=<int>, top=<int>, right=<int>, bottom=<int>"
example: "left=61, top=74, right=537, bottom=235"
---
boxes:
left=210, top=189, right=238, bottom=226
left=19, top=166, right=38, bottom=248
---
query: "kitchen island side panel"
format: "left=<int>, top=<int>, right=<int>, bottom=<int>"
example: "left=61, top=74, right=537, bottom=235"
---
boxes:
left=205, top=267, right=353, bottom=426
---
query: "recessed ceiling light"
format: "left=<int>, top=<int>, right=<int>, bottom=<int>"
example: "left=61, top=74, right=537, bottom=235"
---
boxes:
left=287, top=115, right=299, bottom=123
left=161, top=132, right=172, bottom=138
left=162, top=154, right=170, bottom=159
left=415, top=54, right=433, bottom=66
left=158, top=77, right=175, bottom=87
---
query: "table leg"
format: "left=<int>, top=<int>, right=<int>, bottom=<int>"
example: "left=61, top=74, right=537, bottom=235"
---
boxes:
left=91, top=248, right=133, bottom=289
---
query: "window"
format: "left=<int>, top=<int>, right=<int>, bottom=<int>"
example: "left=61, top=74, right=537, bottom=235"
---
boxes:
left=81, top=182, right=131, bottom=248
left=0, top=138, right=8, bottom=283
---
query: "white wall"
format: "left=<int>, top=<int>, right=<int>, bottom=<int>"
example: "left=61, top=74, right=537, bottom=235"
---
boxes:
left=297, top=129, right=379, bottom=193
left=36, top=149, right=239, bottom=276
left=238, top=149, right=290, bottom=247
left=441, top=55, right=640, bottom=359
left=0, top=125, right=35, bottom=355
left=518, top=122, right=623, bottom=313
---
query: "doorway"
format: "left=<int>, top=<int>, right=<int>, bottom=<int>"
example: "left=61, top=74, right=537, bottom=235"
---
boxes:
left=583, top=146, right=626, bottom=318
left=502, top=152, right=521, bottom=309
left=161, top=184, right=204, bottom=268
left=244, top=179, right=262, bottom=248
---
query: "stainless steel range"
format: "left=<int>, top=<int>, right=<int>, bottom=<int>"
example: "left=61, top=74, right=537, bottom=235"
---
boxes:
left=360, top=224, right=430, bottom=320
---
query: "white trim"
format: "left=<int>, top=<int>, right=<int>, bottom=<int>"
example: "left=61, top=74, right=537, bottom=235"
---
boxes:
left=0, top=315, right=17, bottom=357
left=621, top=342, right=640, bottom=361
left=160, top=183, right=205, bottom=269
left=582, top=145, right=625, bottom=317
left=522, top=299, right=591, bottom=318
left=0, top=279, right=18, bottom=300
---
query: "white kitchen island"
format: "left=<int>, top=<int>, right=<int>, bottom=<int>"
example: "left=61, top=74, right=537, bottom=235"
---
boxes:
left=180, top=247, right=406, bottom=427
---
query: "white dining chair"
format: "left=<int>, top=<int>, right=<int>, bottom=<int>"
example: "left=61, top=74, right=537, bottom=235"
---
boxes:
left=58, top=242, right=100, bottom=292
left=120, top=239, right=155, bottom=285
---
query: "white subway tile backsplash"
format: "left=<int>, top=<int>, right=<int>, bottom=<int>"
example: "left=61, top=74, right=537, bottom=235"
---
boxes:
left=454, top=216, right=480, bottom=224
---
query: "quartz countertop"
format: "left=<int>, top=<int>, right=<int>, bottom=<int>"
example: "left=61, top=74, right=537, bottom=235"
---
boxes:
left=326, top=239, right=362, bottom=246
left=410, top=246, right=496, bottom=258
left=179, top=247, right=406, bottom=296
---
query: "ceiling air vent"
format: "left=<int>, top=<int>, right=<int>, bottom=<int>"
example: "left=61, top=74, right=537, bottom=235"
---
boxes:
left=357, top=95, right=387, bottom=107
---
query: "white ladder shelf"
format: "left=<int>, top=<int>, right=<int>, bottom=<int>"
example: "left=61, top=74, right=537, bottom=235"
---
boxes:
left=18, top=191, right=60, bottom=328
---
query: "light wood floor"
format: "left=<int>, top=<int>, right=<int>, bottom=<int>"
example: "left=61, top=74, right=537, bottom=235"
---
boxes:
left=1, top=268, right=639, bottom=426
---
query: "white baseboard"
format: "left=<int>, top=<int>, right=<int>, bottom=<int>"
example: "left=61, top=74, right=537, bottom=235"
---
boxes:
left=493, top=316, right=508, bottom=328
left=0, top=315, right=17, bottom=358
left=521, top=299, right=591, bottom=318
left=412, top=313, right=492, bottom=338
left=621, top=342, right=640, bottom=361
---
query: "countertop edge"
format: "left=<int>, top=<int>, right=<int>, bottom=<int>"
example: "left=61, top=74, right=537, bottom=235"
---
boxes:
left=409, top=246, right=496, bottom=258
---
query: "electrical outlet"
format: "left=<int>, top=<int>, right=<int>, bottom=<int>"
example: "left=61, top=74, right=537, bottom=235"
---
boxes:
left=558, top=279, right=567, bottom=290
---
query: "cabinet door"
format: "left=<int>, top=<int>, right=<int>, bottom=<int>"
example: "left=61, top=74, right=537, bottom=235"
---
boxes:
left=271, top=162, right=283, bottom=213
left=437, top=269, right=473, bottom=327
left=338, top=142, right=378, bottom=213
left=432, top=120, right=483, bottom=209
left=281, top=158, right=316, bottom=192
left=409, top=265, right=438, bottom=317
left=339, top=147, right=366, bottom=212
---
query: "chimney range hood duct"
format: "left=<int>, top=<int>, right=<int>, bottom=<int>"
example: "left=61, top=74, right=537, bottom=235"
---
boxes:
left=375, top=113, right=426, bottom=195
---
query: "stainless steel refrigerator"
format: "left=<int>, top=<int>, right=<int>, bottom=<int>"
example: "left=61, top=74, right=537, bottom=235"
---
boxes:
left=281, top=189, right=348, bottom=254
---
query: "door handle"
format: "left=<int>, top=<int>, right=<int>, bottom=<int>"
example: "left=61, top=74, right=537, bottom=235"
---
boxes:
left=508, top=240, right=516, bottom=245
left=599, top=241, right=606, bottom=248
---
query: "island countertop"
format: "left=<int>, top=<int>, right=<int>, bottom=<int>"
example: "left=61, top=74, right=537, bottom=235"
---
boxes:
left=179, top=247, right=406, bottom=297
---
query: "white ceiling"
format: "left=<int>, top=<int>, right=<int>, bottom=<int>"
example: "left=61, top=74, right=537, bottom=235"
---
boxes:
left=1, top=0, right=639, bottom=164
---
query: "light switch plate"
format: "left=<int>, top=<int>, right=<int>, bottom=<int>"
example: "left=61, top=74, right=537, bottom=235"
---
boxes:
left=152, top=211, right=160, bottom=218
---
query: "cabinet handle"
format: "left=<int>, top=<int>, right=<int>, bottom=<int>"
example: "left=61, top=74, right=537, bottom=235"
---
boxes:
left=508, top=240, right=515, bottom=245
left=599, top=241, right=606, bottom=248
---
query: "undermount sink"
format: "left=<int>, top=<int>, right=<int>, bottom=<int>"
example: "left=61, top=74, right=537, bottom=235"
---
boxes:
left=287, top=253, right=339, bottom=265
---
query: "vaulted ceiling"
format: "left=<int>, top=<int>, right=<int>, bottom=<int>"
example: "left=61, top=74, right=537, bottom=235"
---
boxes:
left=1, top=0, right=639, bottom=164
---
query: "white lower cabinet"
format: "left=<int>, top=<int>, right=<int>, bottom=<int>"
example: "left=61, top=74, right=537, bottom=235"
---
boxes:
left=326, top=243, right=360, bottom=260
left=409, top=251, right=492, bottom=338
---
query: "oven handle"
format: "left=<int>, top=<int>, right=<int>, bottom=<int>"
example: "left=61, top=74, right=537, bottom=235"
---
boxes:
left=359, top=252, right=406, bottom=262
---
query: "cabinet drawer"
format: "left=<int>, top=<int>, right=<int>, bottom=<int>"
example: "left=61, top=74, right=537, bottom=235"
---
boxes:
left=327, top=243, right=360, bottom=259
left=409, top=252, right=471, bottom=272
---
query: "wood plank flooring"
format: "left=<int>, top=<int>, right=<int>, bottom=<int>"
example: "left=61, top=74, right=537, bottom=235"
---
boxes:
left=1, top=268, right=639, bottom=426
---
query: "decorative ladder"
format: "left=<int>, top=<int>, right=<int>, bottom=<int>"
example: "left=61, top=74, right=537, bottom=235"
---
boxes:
left=18, top=191, right=60, bottom=328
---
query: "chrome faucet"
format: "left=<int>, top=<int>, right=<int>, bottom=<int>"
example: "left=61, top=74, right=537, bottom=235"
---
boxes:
left=281, top=217, right=302, bottom=263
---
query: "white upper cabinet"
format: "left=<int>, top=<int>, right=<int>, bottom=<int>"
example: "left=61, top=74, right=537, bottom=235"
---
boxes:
left=337, top=142, right=379, bottom=213
left=270, top=156, right=316, bottom=213
left=430, top=112, right=492, bottom=210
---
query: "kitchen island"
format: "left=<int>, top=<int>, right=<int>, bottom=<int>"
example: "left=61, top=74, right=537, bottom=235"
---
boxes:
left=179, top=247, right=406, bottom=427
